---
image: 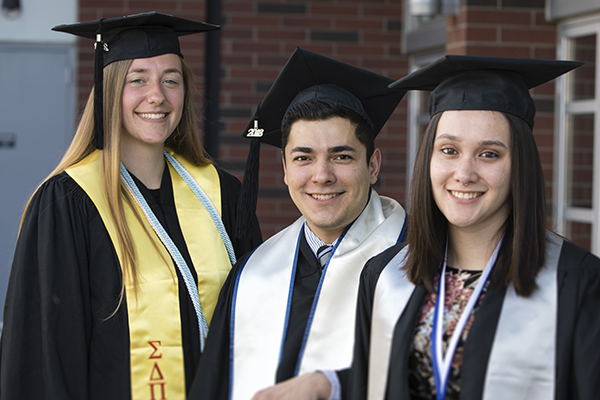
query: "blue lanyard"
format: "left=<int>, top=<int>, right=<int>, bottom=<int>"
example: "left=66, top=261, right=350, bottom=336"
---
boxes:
left=431, top=237, right=503, bottom=399
left=163, top=151, right=236, bottom=265
left=120, top=151, right=236, bottom=351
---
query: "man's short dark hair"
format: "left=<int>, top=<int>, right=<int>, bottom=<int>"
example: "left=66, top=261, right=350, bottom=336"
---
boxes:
left=281, top=98, right=374, bottom=164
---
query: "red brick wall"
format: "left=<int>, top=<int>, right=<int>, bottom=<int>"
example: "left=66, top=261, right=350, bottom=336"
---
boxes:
left=445, top=0, right=559, bottom=209
left=74, top=0, right=562, bottom=239
left=220, top=1, right=408, bottom=238
left=75, top=0, right=409, bottom=239
left=76, top=2, right=212, bottom=109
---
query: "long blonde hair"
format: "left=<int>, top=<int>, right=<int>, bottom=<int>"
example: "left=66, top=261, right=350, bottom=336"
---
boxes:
left=25, top=55, right=211, bottom=298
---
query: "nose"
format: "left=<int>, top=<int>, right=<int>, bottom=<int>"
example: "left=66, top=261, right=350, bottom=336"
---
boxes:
left=146, top=80, right=166, bottom=105
left=454, top=155, right=478, bottom=186
left=312, top=158, right=336, bottom=185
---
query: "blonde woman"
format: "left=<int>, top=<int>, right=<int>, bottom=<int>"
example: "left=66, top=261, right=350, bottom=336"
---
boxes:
left=0, top=12, right=261, bottom=400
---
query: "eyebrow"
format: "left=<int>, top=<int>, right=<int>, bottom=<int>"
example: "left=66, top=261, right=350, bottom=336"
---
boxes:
left=289, top=144, right=358, bottom=154
left=127, top=68, right=182, bottom=75
left=290, top=146, right=314, bottom=154
left=435, top=133, right=507, bottom=148
left=329, top=145, right=358, bottom=153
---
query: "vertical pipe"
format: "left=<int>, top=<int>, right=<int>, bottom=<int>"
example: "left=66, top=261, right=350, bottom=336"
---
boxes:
left=204, top=0, right=222, bottom=160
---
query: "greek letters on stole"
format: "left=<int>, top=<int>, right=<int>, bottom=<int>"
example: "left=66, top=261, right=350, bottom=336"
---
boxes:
left=67, top=149, right=231, bottom=400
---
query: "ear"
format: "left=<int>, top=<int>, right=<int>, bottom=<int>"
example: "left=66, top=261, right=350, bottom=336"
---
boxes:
left=282, top=150, right=288, bottom=186
left=369, top=148, right=381, bottom=185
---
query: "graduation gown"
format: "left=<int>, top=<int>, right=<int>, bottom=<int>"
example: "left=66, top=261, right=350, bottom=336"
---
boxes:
left=348, top=233, right=600, bottom=400
left=0, top=162, right=262, bottom=400
left=191, top=190, right=406, bottom=400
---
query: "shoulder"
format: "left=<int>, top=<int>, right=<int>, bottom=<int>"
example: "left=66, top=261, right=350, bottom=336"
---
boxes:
left=30, top=172, right=93, bottom=210
left=215, top=167, right=242, bottom=188
left=553, top=235, right=600, bottom=307
left=361, top=242, right=407, bottom=285
left=214, top=167, right=242, bottom=200
left=19, top=172, right=99, bottom=239
left=556, top=237, right=600, bottom=272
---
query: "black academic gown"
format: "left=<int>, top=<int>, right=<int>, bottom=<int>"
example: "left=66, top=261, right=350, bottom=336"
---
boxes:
left=348, top=239, right=600, bottom=400
left=0, top=166, right=262, bottom=400
left=190, top=233, right=349, bottom=400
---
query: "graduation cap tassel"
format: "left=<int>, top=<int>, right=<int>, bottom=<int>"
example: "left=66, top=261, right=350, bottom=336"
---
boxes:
left=93, top=20, right=105, bottom=150
left=235, top=136, right=261, bottom=239
left=2, top=0, right=20, bottom=18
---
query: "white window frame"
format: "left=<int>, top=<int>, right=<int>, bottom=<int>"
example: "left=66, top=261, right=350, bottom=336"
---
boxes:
left=556, top=14, right=600, bottom=255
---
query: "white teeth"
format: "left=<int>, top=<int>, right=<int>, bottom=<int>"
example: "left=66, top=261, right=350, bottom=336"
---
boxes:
left=311, top=193, right=338, bottom=201
left=451, top=191, right=482, bottom=200
left=139, top=113, right=166, bottom=120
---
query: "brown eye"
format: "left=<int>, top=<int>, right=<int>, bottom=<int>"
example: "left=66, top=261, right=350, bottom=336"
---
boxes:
left=481, top=151, right=499, bottom=158
left=441, top=148, right=457, bottom=155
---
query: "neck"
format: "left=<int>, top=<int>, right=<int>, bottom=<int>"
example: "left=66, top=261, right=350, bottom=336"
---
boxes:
left=120, top=143, right=166, bottom=189
left=446, top=224, right=505, bottom=271
left=306, top=223, right=343, bottom=245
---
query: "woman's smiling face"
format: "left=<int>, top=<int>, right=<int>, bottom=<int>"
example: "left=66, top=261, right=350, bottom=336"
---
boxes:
left=121, top=53, right=184, bottom=150
left=430, top=110, right=512, bottom=234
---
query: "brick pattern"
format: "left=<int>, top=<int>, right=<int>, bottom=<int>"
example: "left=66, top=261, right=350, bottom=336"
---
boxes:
left=219, top=0, right=407, bottom=237
left=73, top=0, right=563, bottom=240
left=75, top=0, right=408, bottom=240
left=446, top=1, right=558, bottom=220
left=76, top=2, right=211, bottom=107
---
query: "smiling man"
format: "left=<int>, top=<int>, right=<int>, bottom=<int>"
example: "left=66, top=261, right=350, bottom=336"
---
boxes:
left=190, top=48, right=407, bottom=400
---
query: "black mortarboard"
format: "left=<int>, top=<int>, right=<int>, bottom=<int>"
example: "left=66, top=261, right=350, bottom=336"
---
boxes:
left=235, top=47, right=406, bottom=238
left=389, top=55, right=583, bottom=128
left=243, top=47, right=405, bottom=148
left=52, top=12, right=219, bottom=149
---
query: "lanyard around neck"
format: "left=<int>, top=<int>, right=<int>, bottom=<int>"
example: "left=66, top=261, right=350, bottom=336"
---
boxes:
left=431, top=237, right=503, bottom=399
left=163, top=151, right=236, bottom=265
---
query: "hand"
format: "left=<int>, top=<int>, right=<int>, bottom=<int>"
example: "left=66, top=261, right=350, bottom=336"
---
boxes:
left=251, top=372, right=332, bottom=400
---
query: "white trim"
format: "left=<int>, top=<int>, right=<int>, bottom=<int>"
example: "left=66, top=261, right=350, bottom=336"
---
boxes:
left=565, top=99, right=596, bottom=113
left=557, top=14, right=600, bottom=255
left=564, top=207, right=595, bottom=221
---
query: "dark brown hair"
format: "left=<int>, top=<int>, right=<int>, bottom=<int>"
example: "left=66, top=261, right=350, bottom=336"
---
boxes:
left=281, top=98, right=374, bottom=164
left=404, top=111, right=546, bottom=297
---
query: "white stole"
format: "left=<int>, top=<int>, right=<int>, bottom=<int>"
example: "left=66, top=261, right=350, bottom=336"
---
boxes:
left=368, top=232, right=563, bottom=400
left=368, top=246, right=414, bottom=400
left=482, top=232, right=561, bottom=399
left=231, top=191, right=406, bottom=400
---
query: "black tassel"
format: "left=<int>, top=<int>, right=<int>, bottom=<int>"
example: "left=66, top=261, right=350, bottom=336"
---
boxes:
left=1, top=0, right=20, bottom=17
left=93, top=20, right=105, bottom=150
left=235, top=137, right=261, bottom=239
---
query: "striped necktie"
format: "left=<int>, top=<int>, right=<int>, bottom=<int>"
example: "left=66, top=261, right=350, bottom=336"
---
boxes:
left=317, top=244, right=333, bottom=268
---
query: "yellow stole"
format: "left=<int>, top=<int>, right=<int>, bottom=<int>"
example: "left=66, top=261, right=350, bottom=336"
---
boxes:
left=66, top=149, right=232, bottom=400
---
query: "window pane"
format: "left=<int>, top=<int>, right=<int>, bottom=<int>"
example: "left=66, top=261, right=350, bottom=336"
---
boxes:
left=568, top=34, right=596, bottom=101
left=566, top=114, right=595, bottom=208
left=564, top=220, right=592, bottom=252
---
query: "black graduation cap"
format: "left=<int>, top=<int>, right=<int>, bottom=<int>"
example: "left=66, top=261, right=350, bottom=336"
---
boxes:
left=235, top=47, right=406, bottom=238
left=389, top=55, right=583, bottom=128
left=2, top=0, right=20, bottom=18
left=52, top=12, right=219, bottom=149
left=243, top=47, right=405, bottom=148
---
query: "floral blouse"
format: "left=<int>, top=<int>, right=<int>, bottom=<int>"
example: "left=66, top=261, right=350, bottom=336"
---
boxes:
left=408, top=266, right=489, bottom=400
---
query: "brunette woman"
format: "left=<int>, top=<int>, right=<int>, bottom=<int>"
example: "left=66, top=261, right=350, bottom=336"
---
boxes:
left=349, top=55, right=599, bottom=400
